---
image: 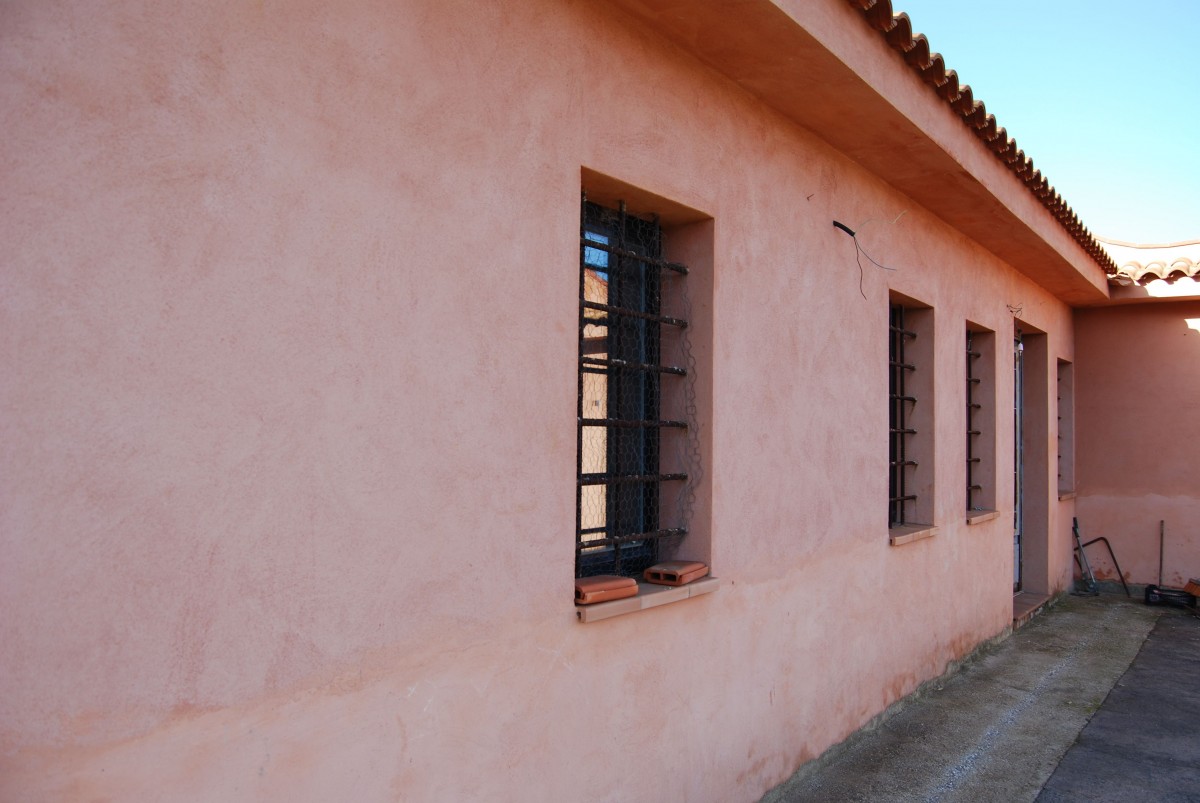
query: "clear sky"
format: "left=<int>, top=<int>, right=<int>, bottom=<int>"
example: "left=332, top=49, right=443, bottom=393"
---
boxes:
left=893, top=0, right=1199, bottom=245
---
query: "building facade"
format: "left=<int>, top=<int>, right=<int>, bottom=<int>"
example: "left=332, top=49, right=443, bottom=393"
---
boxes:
left=2, top=1, right=1194, bottom=800
left=1075, top=239, right=1200, bottom=590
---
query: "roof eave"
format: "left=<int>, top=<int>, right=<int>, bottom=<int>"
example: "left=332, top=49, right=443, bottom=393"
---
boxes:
left=605, top=0, right=1112, bottom=305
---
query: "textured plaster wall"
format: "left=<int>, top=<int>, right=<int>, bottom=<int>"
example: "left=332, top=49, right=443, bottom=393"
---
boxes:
left=1075, top=301, right=1200, bottom=588
left=1, top=0, right=1077, bottom=799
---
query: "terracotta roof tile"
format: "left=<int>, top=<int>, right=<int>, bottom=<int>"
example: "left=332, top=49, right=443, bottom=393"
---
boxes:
left=846, top=0, right=1117, bottom=275
left=1097, top=238, right=1200, bottom=286
left=1115, top=258, right=1200, bottom=286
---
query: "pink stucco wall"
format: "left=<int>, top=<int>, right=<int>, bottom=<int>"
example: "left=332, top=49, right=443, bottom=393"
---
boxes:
left=1075, top=301, right=1200, bottom=588
left=2, top=1, right=1083, bottom=799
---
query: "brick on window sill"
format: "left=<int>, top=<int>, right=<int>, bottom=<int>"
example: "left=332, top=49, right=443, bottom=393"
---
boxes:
left=966, top=509, right=1000, bottom=525
left=575, top=576, right=720, bottom=623
left=888, top=523, right=937, bottom=546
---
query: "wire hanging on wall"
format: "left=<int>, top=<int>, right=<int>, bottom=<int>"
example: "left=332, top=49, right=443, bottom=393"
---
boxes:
left=833, top=219, right=898, bottom=299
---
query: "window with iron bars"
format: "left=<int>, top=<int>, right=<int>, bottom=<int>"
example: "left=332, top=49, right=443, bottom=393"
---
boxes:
left=966, top=330, right=982, bottom=510
left=577, top=196, right=689, bottom=578
left=1056, top=359, right=1075, bottom=495
left=964, top=325, right=996, bottom=519
left=889, top=304, right=918, bottom=527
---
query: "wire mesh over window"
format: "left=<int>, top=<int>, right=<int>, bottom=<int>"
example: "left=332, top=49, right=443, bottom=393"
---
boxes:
left=889, top=304, right=917, bottom=527
left=966, top=331, right=983, bottom=510
left=577, top=196, right=690, bottom=578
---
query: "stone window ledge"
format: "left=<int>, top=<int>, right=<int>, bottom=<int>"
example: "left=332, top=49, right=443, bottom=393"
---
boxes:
left=888, top=523, right=938, bottom=546
left=575, top=576, right=720, bottom=623
left=967, top=509, right=1001, bottom=525
left=1058, top=491, right=1077, bottom=501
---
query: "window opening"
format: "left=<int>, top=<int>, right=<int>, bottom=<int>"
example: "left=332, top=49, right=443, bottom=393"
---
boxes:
left=1013, top=330, right=1025, bottom=591
left=577, top=195, right=690, bottom=578
left=889, top=304, right=918, bottom=527
left=966, top=331, right=982, bottom=510
left=1056, top=360, right=1075, bottom=494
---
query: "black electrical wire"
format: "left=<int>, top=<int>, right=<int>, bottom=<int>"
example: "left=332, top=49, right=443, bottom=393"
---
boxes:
left=833, top=220, right=897, bottom=299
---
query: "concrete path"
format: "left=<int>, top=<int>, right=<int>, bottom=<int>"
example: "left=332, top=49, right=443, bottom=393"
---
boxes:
left=762, top=594, right=1199, bottom=803
left=1037, top=609, right=1200, bottom=802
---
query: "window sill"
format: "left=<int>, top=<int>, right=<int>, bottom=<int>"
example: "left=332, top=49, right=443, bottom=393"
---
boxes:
left=888, top=524, right=937, bottom=546
left=1058, top=491, right=1077, bottom=501
left=966, top=509, right=1000, bottom=525
left=575, top=576, right=720, bottom=623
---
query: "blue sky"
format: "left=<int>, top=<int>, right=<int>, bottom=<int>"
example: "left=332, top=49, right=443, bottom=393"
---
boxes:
left=894, top=0, right=1199, bottom=244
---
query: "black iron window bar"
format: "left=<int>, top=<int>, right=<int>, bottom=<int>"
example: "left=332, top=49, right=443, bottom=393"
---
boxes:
left=889, top=305, right=917, bottom=527
left=576, top=195, right=689, bottom=578
left=1057, top=384, right=1063, bottom=486
left=966, top=332, right=982, bottom=510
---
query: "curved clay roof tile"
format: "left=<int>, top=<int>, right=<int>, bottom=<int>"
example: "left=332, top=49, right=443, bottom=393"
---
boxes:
left=966, top=102, right=988, bottom=130
left=886, top=12, right=913, bottom=48
left=1170, top=257, right=1197, bottom=275
left=952, top=85, right=975, bottom=115
left=1134, top=262, right=1167, bottom=283
left=920, top=53, right=947, bottom=85
left=1121, top=257, right=1200, bottom=285
left=938, top=70, right=960, bottom=100
left=865, top=0, right=895, bottom=31
left=904, top=34, right=931, bottom=67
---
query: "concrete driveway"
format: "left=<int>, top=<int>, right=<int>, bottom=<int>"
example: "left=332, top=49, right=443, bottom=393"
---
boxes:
left=763, top=593, right=1199, bottom=802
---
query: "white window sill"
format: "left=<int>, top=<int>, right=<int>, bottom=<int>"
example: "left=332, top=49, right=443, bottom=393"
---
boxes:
left=966, top=509, right=1000, bottom=525
left=1058, top=491, right=1077, bottom=501
left=575, top=576, right=721, bottom=623
left=888, top=523, right=937, bottom=546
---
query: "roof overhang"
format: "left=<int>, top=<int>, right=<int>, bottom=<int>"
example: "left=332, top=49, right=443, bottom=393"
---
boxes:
left=605, top=0, right=1112, bottom=305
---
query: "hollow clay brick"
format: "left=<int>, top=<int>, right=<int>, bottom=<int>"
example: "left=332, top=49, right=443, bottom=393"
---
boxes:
left=575, top=575, right=638, bottom=604
left=643, top=561, right=709, bottom=587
